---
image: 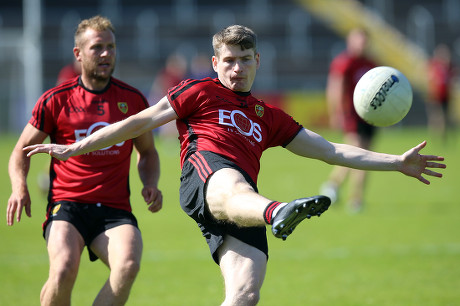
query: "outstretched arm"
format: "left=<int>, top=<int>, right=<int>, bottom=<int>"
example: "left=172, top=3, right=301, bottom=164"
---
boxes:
left=24, top=96, right=178, bottom=160
left=286, top=128, right=445, bottom=184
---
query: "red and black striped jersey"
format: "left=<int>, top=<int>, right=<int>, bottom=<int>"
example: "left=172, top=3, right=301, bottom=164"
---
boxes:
left=168, top=77, right=302, bottom=184
left=30, top=76, right=149, bottom=211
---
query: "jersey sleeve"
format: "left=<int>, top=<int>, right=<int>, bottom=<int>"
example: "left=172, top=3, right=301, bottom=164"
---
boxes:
left=265, top=104, right=302, bottom=148
left=167, top=78, right=209, bottom=119
left=111, top=77, right=150, bottom=112
left=29, top=90, right=59, bottom=134
left=132, top=91, right=150, bottom=113
left=329, top=53, right=349, bottom=76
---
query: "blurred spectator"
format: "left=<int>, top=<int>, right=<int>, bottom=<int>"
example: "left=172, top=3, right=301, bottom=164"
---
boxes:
left=148, top=53, right=188, bottom=138
left=188, top=52, right=213, bottom=79
left=426, top=43, right=456, bottom=143
left=149, top=53, right=187, bottom=102
left=320, top=28, right=377, bottom=213
left=56, top=59, right=81, bottom=85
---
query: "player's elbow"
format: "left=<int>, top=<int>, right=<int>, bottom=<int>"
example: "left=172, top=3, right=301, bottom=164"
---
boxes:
left=317, top=144, right=341, bottom=165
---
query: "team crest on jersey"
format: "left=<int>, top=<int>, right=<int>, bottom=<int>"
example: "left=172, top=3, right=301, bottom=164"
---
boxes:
left=255, top=105, right=264, bottom=117
left=118, top=102, right=128, bottom=114
left=52, top=204, right=61, bottom=216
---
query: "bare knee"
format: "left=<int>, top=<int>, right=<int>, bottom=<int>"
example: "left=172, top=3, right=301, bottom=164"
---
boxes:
left=41, top=258, right=79, bottom=306
left=113, top=258, right=140, bottom=282
left=219, top=236, right=266, bottom=305
left=49, top=259, right=79, bottom=287
left=244, top=290, right=261, bottom=306
left=225, top=286, right=260, bottom=306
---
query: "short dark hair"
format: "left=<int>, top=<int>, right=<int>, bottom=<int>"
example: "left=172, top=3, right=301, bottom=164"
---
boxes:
left=212, top=25, right=257, bottom=57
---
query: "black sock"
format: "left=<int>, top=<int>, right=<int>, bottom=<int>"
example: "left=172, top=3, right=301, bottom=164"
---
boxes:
left=263, top=201, right=282, bottom=224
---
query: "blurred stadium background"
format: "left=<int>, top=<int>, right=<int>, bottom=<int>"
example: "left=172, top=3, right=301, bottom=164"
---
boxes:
left=1, top=2, right=458, bottom=304
left=0, top=0, right=459, bottom=133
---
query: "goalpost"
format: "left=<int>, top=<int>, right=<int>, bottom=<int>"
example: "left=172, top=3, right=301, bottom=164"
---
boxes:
left=0, top=0, right=42, bottom=133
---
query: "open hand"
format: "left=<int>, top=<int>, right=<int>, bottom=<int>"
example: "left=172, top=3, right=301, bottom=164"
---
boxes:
left=400, top=141, right=446, bottom=184
left=23, top=143, right=73, bottom=161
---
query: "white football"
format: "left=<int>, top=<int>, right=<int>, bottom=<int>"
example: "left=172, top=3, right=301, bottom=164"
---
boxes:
left=353, top=66, right=413, bottom=127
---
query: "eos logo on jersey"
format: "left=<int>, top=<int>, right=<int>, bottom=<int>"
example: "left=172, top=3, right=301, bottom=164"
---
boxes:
left=219, top=109, right=262, bottom=142
left=75, top=122, right=125, bottom=150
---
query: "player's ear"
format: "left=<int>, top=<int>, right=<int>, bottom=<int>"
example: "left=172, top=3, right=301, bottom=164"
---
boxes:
left=212, top=55, right=218, bottom=72
left=255, top=52, right=260, bottom=69
left=73, top=47, right=81, bottom=62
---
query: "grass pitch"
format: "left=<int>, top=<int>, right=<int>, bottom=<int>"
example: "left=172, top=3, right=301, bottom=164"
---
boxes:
left=0, top=127, right=458, bottom=305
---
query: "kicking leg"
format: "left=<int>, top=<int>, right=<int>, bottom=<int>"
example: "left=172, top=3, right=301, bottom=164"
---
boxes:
left=271, top=196, right=331, bottom=240
left=206, top=168, right=330, bottom=240
left=206, top=168, right=271, bottom=227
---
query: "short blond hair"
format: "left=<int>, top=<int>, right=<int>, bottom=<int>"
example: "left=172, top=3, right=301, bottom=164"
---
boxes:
left=212, top=25, right=257, bottom=57
left=74, top=15, right=115, bottom=47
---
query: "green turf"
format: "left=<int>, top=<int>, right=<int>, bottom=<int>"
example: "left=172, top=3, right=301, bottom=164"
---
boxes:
left=0, top=127, right=458, bottom=305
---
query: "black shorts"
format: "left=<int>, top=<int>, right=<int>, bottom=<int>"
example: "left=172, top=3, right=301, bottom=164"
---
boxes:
left=180, top=151, right=268, bottom=264
left=42, top=201, right=139, bottom=261
left=356, top=120, right=376, bottom=140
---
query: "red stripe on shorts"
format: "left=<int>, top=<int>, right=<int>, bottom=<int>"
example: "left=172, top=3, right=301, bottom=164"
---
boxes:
left=189, top=153, right=212, bottom=182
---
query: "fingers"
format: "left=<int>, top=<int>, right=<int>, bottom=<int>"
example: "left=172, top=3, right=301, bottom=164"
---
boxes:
left=409, top=166, right=443, bottom=185
left=417, top=140, right=427, bottom=150
left=409, top=140, right=427, bottom=155
left=415, top=156, right=445, bottom=184
left=23, top=144, right=70, bottom=160
left=25, top=203, right=32, bottom=218
left=424, top=155, right=445, bottom=162
left=142, top=188, right=154, bottom=203
left=423, top=156, right=446, bottom=179
left=423, top=168, right=443, bottom=178
left=16, top=205, right=23, bottom=223
left=418, top=176, right=430, bottom=185
left=416, top=141, right=446, bottom=166
left=6, top=204, right=16, bottom=226
left=23, top=144, right=49, bottom=157
left=25, top=148, right=38, bottom=157
left=23, top=144, right=43, bottom=152
left=147, top=197, right=162, bottom=212
left=426, top=161, right=446, bottom=169
left=153, top=190, right=163, bottom=205
left=6, top=202, right=21, bottom=226
left=413, top=142, right=446, bottom=183
left=142, top=187, right=163, bottom=213
left=148, top=191, right=163, bottom=213
left=148, top=202, right=163, bottom=213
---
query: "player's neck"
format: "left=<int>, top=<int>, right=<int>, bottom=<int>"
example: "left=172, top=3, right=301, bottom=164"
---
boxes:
left=80, top=75, right=111, bottom=92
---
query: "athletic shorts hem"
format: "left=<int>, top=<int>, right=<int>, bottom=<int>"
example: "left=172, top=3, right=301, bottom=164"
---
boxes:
left=179, top=151, right=269, bottom=264
left=42, top=201, right=139, bottom=261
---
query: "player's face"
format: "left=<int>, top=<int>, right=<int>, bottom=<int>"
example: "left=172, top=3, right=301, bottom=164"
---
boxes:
left=348, top=30, right=368, bottom=57
left=212, top=44, right=259, bottom=92
left=75, top=29, right=116, bottom=87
